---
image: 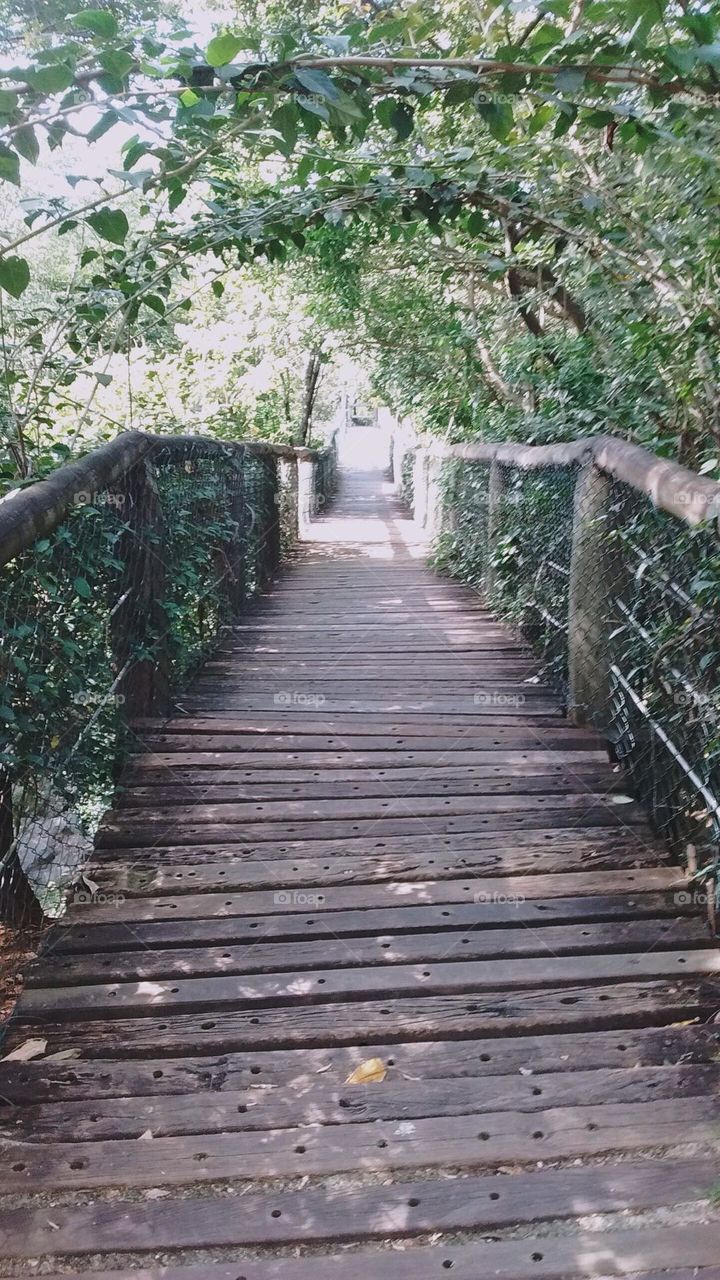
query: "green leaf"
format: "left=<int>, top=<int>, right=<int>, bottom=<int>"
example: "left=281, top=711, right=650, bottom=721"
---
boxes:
left=554, top=67, right=585, bottom=95
left=0, top=255, right=30, bottom=298
left=0, top=90, right=18, bottom=115
left=86, top=110, right=118, bottom=142
left=13, top=125, right=39, bottom=164
left=271, top=102, right=298, bottom=156
left=142, top=293, right=165, bottom=314
left=444, top=79, right=477, bottom=106
left=168, top=184, right=187, bottom=212
left=0, top=144, right=20, bottom=185
left=298, top=95, right=329, bottom=122
left=73, top=576, right=92, bottom=598
left=27, top=63, right=75, bottom=94
left=211, top=279, right=224, bottom=298
left=296, top=153, right=314, bottom=184
left=477, top=99, right=513, bottom=142
left=70, top=9, right=119, bottom=37
left=390, top=102, right=414, bottom=141
left=206, top=32, right=243, bottom=66
left=99, top=49, right=135, bottom=78
left=180, top=87, right=200, bottom=107
left=87, top=207, right=129, bottom=244
left=294, top=67, right=341, bottom=102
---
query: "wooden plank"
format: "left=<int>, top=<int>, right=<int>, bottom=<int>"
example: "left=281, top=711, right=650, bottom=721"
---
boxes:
left=1, top=1098, right=718, bottom=1191
left=112, top=771, right=627, bottom=807
left=61, top=870, right=685, bottom=924
left=126, top=747, right=610, bottom=771
left=0, top=1162, right=716, bottom=1261
left=118, top=761, right=625, bottom=784
left=136, top=727, right=602, bottom=748
left=86, top=828, right=668, bottom=873
left=5, top=1064, right=718, bottom=1142
left=95, top=809, right=648, bottom=848
left=8, top=979, right=717, bottom=1055
left=2, top=1025, right=711, bottom=1104
left=28, top=919, right=708, bottom=987
left=100, top=791, right=644, bottom=831
left=44, top=891, right=693, bottom=954
left=9, top=1247, right=720, bottom=1280
left=20, top=951, right=720, bottom=1021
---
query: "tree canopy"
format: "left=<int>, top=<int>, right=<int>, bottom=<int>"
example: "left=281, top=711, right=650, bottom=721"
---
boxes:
left=1, top=0, right=720, bottom=478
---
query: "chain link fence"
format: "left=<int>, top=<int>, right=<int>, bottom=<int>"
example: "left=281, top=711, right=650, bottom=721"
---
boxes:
left=0, top=432, right=336, bottom=938
left=398, top=435, right=720, bottom=925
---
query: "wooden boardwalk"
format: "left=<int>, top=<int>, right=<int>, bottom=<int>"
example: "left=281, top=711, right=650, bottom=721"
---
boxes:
left=1, top=446, right=719, bottom=1277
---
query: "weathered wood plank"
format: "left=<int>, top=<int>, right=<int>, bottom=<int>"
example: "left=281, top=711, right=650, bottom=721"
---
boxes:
left=31, top=918, right=703, bottom=986
left=20, top=951, right=720, bottom=1021
left=2, top=1098, right=718, bottom=1191
left=1, top=1026, right=712, bottom=1105
left=5, top=1064, right=718, bottom=1142
left=61, top=869, right=685, bottom=924
left=9, top=980, right=718, bottom=1055
left=0, top=1164, right=717, bottom=1261
left=43, top=891, right=694, bottom=955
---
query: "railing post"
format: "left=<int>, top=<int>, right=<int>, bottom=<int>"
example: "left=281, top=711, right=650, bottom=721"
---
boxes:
left=225, top=448, right=247, bottom=614
left=567, top=459, right=614, bottom=726
left=424, top=454, right=446, bottom=537
left=484, top=458, right=506, bottom=598
left=0, top=766, right=44, bottom=927
left=412, top=449, right=429, bottom=525
left=297, top=453, right=314, bottom=535
left=261, top=453, right=282, bottom=583
left=112, top=457, right=170, bottom=721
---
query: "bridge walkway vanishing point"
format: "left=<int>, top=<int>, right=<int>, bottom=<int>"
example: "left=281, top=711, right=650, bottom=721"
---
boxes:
left=0, top=434, right=719, bottom=1278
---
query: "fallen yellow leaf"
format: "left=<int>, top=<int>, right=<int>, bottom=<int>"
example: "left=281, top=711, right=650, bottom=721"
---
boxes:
left=345, top=1057, right=387, bottom=1084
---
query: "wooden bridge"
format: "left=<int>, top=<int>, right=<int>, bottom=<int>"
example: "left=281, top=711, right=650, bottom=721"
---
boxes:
left=1, top=449, right=719, bottom=1277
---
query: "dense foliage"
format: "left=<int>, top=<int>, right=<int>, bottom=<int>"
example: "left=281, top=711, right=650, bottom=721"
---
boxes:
left=1, top=0, right=720, bottom=473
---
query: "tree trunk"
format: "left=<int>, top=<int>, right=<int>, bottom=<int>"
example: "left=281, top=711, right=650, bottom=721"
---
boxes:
left=298, top=351, right=323, bottom=445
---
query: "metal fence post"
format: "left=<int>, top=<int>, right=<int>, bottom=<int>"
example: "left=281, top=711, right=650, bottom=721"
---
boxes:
left=567, top=460, right=614, bottom=727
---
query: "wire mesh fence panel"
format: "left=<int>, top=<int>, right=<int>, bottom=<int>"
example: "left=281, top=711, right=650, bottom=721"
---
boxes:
left=0, top=489, right=136, bottom=924
left=434, top=459, right=490, bottom=589
left=311, top=439, right=339, bottom=516
left=603, top=480, right=720, bottom=890
left=411, top=432, right=720, bottom=920
left=151, top=444, right=244, bottom=686
left=490, top=462, right=577, bottom=698
left=278, top=458, right=299, bottom=558
left=0, top=435, right=327, bottom=938
left=243, top=451, right=279, bottom=594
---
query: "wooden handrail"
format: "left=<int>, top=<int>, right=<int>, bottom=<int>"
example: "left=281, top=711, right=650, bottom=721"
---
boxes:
left=0, top=431, right=332, bottom=568
left=417, top=433, right=720, bottom=528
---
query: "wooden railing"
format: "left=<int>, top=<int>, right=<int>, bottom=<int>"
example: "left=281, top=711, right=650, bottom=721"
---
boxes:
left=393, top=426, right=720, bottom=918
left=0, top=430, right=337, bottom=928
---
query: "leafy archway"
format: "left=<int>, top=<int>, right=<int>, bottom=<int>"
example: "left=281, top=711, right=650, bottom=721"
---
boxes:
left=1, top=0, right=719, bottom=472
